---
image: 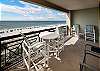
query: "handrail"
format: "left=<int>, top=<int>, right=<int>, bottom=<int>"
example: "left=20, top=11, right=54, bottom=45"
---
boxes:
left=0, top=27, right=55, bottom=41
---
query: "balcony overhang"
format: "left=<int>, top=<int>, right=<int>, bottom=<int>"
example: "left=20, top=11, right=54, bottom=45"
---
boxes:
left=46, top=0, right=99, bottom=10
left=22, top=0, right=99, bottom=13
left=22, top=0, right=70, bottom=13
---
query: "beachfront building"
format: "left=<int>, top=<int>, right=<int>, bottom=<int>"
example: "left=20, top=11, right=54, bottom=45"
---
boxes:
left=0, top=0, right=99, bottom=71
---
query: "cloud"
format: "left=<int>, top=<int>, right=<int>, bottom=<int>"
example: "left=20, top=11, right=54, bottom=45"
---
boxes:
left=1, top=15, right=31, bottom=21
left=19, top=1, right=43, bottom=9
left=0, top=2, right=42, bottom=17
left=47, top=15, right=57, bottom=19
left=0, top=1, right=66, bottom=21
left=1, top=4, right=26, bottom=16
left=57, top=13, right=66, bottom=16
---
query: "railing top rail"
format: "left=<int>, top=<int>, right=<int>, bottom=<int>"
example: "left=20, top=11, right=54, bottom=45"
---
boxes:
left=0, top=27, right=56, bottom=41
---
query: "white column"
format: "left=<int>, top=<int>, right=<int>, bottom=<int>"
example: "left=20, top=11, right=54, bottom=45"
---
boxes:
left=66, top=12, right=71, bottom=36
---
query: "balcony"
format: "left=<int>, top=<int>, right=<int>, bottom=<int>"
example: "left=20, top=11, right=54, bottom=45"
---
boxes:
left=0, top=0, right=99, bottom=71
left=0, top=24, right=99, bottom=71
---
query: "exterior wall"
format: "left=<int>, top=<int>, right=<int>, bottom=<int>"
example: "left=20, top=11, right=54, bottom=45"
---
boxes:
left=72, top=7, right=99, bottom=42
left=98, top=9, right=100, bottom=47
left=98, top=16, right=100, bottom=47
left=99, top=23, right=100, bottom=47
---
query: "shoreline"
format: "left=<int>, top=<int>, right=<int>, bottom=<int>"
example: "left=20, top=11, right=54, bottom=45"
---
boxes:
left=0, top=21, right=66, bottom=30
left=0, top=24, right=67, bottom=37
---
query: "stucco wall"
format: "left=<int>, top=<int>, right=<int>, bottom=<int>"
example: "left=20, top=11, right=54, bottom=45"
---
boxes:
left=98, top=9, right=100, bottom=47
left=72, top=7, right=99, bottom=42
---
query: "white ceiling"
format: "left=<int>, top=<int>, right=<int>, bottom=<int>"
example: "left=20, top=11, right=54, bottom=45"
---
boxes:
left=47, top=0, right=99, bottom=10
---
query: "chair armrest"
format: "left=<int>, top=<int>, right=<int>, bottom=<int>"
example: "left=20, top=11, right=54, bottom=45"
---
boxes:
left=85, top=44, right=97, bottom=48
left=85, top=44, right=100, bottom=58
left=85, top=44, right=100, bottom=51
left=85, top=50, right=100, bottom=58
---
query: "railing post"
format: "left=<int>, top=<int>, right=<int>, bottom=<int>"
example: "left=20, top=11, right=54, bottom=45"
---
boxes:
left=21, top=41, right=23, bottom=56
left=0, top=40, right=4, bottom=71
left=38, top=32, right=41, bottom=42
left=4, top=44, right=6, bottom=66
left=0, top=40, right=1, bottom=68
left=0, top=40, right=5, bottom=71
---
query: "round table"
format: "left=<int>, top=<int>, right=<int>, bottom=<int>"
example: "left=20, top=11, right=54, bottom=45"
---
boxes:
left=39, top=32, right=61, bottom=61
left=40, top=32, right=59, bottom=40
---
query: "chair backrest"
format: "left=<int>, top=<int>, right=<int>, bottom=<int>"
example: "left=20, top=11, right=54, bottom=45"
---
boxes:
left=55, top=27, right=59, bottom=35
left=55, top=26, right=67, bottom=38
left=85, top=25, right=95, bottom=33
left=62, top=26, right=67, bottom=36
left=72, top=24, right=80, bottom=34
left=22, top=40, right=31, bottom=71
left=21, top=33, right=48, bottom=71
left=72, top=25, right=76, bottom=31
left=21, top=33, right=35, bottom=71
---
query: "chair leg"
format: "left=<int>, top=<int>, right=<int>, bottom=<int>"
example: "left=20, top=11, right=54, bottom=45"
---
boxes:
left=94, top=34, right=95, bottom=43
left=80, top=51, right=87, bottom=71
left=80, top=64, right=83, bottom=71
left=85, top=33, right=86, bottom=41
left=62, top=45, right=64, bottom=51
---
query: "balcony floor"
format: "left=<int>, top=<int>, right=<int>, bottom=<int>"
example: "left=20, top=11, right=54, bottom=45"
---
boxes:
left=49, top=38, right=99, bottom=71
left=7, top=37, right=100, bottom=71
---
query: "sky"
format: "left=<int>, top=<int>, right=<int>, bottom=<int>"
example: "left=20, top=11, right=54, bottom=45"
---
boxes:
left=0, top=0, right=67, bottom=21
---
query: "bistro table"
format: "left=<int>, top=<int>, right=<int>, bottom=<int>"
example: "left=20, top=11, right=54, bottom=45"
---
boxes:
left=39, top=32, right=61, bottom=61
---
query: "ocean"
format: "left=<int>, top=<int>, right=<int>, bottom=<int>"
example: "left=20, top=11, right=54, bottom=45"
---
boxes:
left=0, top=21, right=66, bottom=30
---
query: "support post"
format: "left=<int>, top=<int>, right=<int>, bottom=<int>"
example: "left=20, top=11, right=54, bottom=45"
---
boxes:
left=66, top=11, right=71, bottom=36
left=0, top=41, right=1, bottom=68
left=38, top=32, right=41, bottom=42
left=4, top=45, right=6, bottom=66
